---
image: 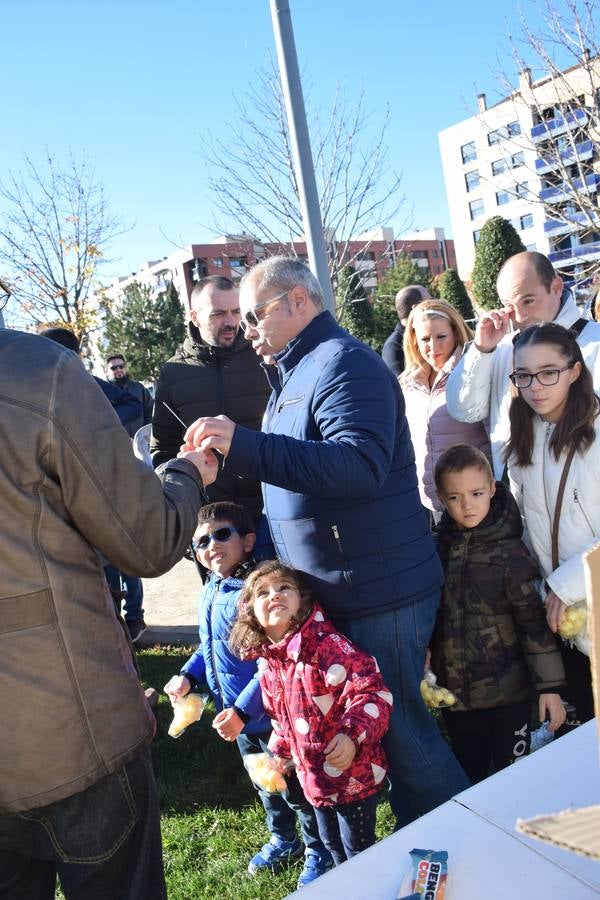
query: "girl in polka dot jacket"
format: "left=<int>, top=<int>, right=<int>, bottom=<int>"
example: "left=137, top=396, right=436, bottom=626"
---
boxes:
left=230, top=560, right=392, bottom=866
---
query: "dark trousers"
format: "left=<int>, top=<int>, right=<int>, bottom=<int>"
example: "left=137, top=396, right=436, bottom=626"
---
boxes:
left=0, top=750, right=165, bottom=900
left=236, top=731, right=325, bottom=852
left=443, top=701, right=531, bottom=785
left=560, top=643, right=594, bottom=723
left=104, top=565, right=144, bottom=623
left=313, top=793, right=379, bottom=866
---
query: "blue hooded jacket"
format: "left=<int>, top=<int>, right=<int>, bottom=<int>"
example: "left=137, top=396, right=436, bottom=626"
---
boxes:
left=181, top=566, right=269, bottom=733
left=226, top=311, right=443, bottom=619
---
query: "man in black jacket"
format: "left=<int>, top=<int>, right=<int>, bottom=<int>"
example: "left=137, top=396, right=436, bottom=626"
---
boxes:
left=106, top=352, right=154, bottom=438
left=381, top=284, right=430, bottom=376
left=150, top=276, right=270, bottom=525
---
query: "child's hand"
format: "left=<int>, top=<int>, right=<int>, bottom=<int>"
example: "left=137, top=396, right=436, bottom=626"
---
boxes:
left=212, top=708, right=245, bottom=742
left=324, top=734, right=356, bottom=771
left=539, top=694, right=567, bottom=732
left=424, top=648, right=432, bottom=674
left=272, top=755, right=294, bottom=775
left=545, top=590, right=567, bottom=633
left=163, top=675, right=191, bottom=707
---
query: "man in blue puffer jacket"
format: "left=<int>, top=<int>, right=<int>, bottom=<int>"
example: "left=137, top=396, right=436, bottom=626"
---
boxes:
left=163, top=501, right=332, bottom=888
left=184, top=257, right=471, bottom=828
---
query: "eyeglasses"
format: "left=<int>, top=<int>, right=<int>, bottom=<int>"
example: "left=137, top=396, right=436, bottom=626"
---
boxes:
left=193, top=526, right=241, bottom=551
left=109, top=364, right=125, bottom=371
left=240, top=291, right=289, bottom=333
left=509, top=364, right=574, bottom=389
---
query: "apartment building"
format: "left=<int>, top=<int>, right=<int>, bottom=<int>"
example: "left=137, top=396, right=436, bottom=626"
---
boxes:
left=103, top=228, right=455, bottom=309
left=439, top=56, right=600, bottom=284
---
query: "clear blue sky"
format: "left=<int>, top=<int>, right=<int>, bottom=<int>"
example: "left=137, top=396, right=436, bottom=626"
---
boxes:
left=2, top=0, right=564, bottom=280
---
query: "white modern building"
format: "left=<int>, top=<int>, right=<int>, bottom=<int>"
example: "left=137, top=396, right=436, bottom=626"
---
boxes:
left=439, top=56, right=600, bottom=284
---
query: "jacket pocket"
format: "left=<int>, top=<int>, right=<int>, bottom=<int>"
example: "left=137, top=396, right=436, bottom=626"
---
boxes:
left=277, top=517, right=355, bottom=598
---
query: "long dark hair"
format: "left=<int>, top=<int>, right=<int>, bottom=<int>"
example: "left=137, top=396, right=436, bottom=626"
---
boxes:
left=504, top=323, right=598, bottom=467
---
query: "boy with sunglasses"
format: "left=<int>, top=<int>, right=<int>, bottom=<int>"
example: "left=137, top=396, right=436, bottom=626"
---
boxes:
left=163, top=501, right=332, bottom=888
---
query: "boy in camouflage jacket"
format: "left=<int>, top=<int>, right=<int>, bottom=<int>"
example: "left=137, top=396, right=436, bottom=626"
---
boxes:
left=430, top=445, right=565, bottom=783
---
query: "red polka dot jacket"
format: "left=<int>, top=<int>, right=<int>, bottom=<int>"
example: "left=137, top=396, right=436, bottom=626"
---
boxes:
left=258, top=604, right=392, bottom=808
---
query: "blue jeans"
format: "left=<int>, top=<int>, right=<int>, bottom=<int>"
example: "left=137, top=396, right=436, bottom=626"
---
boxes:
left=236, top=731, right=325, bottom=852
left=105, top=565, right=145, bottom=622
left=313, top=793, right=379, bottom=866
left=335, top=592, right=470, bottom=829
left=0, top=750, right=165, bottom=900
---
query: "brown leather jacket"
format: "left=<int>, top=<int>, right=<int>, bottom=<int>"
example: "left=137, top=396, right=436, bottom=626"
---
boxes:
left=0, top=330, right=206, bottom=814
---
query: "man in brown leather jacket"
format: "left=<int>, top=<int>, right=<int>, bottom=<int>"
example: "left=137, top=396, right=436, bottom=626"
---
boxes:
left=0, top=328, right=217, bottom=899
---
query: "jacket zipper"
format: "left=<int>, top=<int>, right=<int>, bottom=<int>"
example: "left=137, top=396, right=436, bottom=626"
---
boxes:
left=331, top=525, right=354, bottom=588
left=574, top=488, right=595, bottom=538
left=209, top=583, right=224, bottom=707
left=277, top=396, right=304, bottom=413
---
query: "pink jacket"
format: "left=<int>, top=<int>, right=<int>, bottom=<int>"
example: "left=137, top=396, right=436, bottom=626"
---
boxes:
left=258, top=604, right=392, bottom=807
left=400, top=350, right=491, bottom=511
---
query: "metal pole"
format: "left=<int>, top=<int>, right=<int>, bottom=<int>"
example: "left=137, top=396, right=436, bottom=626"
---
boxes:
left=269, top=0, right=335, bottom=314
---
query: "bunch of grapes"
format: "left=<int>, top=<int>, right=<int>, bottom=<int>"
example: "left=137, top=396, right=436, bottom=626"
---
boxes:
left=420, top=669, right=456, bottom=709
left=558, top=605, right=587, bottom=641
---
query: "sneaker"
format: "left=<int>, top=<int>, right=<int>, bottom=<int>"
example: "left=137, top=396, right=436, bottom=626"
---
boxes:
left=127, top=619, right=147, bottom=643
left=247, top=836, right=304, bottom=874
left=297, top=849, right=334, bottom=888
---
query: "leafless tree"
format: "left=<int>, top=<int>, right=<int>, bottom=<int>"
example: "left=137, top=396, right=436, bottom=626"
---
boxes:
left=0, top=152, right=123, bottom=347
left=199, top=61, right=408, bottom=319
left=482, top=1, right=600, bottom=280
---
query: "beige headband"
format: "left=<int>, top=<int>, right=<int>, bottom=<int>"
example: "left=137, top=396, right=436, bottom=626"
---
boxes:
left=413, top=309, right=453, bottom=324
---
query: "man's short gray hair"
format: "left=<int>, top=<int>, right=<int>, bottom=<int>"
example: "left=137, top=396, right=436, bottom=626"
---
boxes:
left=242, top=256, right=325, bottom=310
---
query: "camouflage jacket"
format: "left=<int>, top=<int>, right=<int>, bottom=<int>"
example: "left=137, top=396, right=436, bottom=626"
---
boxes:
left=431, top=481, right=565, bottom=712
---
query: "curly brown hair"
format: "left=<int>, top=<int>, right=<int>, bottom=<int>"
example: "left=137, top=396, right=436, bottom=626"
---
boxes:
left=229, top=560, right=314, bottom=658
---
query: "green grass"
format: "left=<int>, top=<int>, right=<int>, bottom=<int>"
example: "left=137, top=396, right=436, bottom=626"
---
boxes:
left=140, top=646, right=395, bottom=900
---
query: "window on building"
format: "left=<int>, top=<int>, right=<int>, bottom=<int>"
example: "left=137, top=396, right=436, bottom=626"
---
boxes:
left=461, top=141, right=477, bottom=164
left=496, top=190, right=511, bottom=206
left=507, top=121, right=521, bottom=137
left=469, top=198, right=485, bottom=220
left=212, top=257, right=223, bottom=267
left=229, top=257, right=247, bottom=268
left=488, top=129, right=501, bottom=146
left=516, top=182, right=529, bottom=198
left=492, top=159, right=507, bottom=176
left=473, top=230, right=482, bottom=245
left=432, top=249, right=438, bottom=257
left=464, top=170, right=480, bottom=192
left=411, top=250, right=429, bottom=259
left=511, top=151, right=525, bottom=168
left=520, top=214, right=534, bottom=230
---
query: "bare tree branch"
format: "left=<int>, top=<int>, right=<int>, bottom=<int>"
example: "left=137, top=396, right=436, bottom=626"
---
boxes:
left=0, top=151, right=125, bottom=347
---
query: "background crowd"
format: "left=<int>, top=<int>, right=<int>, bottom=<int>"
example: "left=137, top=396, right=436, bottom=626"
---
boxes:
left=0, top=249, right=598, bottom=899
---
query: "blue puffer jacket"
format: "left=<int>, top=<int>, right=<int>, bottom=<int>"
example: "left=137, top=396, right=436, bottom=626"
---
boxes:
left=180, top=566, right=269, bottom=733
left=226, top=311, right=443, bottom=619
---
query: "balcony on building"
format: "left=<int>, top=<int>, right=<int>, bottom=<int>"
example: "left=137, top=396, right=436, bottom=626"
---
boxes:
left=543, top=210, right=597, bottom=237
left=535, top=139, right=594, bottom=175
left=539, top=172, right=600, bottom=203
left=530, top=108, right=588, bottom=144
left=548, top=239, right=600, bottom=267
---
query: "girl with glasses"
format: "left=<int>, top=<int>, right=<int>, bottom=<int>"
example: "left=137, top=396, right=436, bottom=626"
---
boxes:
left=505, top=322, right=599, bottom=726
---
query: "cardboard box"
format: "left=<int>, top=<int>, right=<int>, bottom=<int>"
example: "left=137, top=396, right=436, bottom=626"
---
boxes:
left=516, top=541, right=600, bottom=860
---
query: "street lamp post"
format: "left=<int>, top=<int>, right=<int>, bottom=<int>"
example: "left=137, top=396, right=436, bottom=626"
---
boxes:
left=269, top=0, right=335, bottom=314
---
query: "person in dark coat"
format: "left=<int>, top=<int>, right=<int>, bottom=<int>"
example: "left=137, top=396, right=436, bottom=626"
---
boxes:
left=381, top=284, right=430, bottom=376
left=105, top=352, right=154, bottom=438
left=183, top=256, right=470, bottom=829
left=150, top=276, right=270, bottom=526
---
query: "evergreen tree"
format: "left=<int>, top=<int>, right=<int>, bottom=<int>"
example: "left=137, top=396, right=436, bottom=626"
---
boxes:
left=471, top=216, right=526, bottom=311
left=371, top=253, right=430, bottom=353
left=438, top=268, right=475, bottom=322
left=336, top=265, right=374, bottom=345
left=102, top=281, right=185, bottom=380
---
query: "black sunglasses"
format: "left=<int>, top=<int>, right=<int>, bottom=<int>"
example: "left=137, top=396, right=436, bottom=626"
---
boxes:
left=110, top=364, right=125, bottom=371
left=193, top=526, right=241, bottom=551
